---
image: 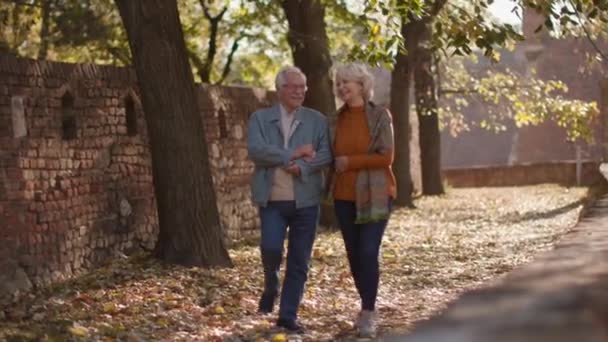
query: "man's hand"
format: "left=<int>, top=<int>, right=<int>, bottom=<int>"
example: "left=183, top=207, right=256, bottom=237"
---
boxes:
left=292, top=144, right=315, bottom=161
left=284, top=162, right=301, bottom=177
left=335, top=156, right=349, bottom=173
left=301, top=153, right=315, bottom=163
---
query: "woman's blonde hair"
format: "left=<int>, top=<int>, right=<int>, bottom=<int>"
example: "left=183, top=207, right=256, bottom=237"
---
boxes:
left=333, top=62, right=374, bottom=100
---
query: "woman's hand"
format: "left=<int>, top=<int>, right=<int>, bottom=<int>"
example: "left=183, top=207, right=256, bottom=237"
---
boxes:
left=335, top=156, right=349, bottom=173
left=292, top=144, right=315, bottom=161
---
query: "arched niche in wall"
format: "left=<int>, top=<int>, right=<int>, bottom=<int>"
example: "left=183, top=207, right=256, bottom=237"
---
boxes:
left=218, top=107, right=228, bottom=140
left=122, top=89, right=142, bottom=137
left=61, top=91, right=77, bottom=140
left=125, top=96, right=137, bottom=136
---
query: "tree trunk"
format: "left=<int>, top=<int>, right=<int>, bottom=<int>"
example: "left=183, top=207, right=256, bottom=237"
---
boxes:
left=281, top=0, right=335, bottom=116
left=114, top=0, right=232, bottom=267
left=414, top=22, right=444, bottom=195
left=38, top=0, right=51, bottom=60
left=390, top=19, right=423, bottom=207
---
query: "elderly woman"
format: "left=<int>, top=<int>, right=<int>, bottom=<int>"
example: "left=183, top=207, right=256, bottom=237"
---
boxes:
left=330, top=63, right=396, bottom=338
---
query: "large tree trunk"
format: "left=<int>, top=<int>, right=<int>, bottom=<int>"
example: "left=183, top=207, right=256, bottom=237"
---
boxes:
left=391, top=1, right=448, bottom=204
left=390, top=19, right=423, bottom=207
left=414, top=22, right=444, bottom=195
left=281, top=0, right=335, bottom=116
left=114, top=0, right=232, bottom=267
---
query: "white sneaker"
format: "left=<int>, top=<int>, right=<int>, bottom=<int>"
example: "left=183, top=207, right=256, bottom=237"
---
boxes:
left=358, top=310, right=378, bottom=338
left=354, top=310, right=363, bottom=329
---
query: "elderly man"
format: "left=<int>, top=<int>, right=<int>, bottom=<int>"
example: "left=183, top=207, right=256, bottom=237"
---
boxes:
left=247, top=66, right=332, bottom=333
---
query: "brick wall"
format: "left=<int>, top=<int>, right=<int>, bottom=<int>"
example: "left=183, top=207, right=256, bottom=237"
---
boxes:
left=197, top=85, right=274, bottom=240
left=443, top=161, right=603, bottom=188
left=0, top=54, right=273, bottom=287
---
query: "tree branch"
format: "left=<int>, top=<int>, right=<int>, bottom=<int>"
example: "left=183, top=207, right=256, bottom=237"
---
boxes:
left=567, top=0, right=608, bottom=65
left=197, top=0, right=228, bottom=83
left=105, top=45, right=131, bottom=65
left=439, top=83, right=535, bottom=96
left=216, top=35, right=244, bottom=85
left=6, top=0, right=40, bottom=8
left=199, top=0, right=227, bottom=23
left=429, top=0, right=448, bottom=17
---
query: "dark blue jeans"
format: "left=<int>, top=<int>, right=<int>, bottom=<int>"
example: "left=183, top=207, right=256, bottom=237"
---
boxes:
left=334, top=200, right=390, bottom=311
left=259, top=201, right=319, bottom=322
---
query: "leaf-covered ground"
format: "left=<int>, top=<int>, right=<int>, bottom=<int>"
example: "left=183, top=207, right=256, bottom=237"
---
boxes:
left=0, top=185, right=589, bottom=341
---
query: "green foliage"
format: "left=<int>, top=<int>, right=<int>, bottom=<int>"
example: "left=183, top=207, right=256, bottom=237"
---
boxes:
left=52, top=1, right=111, bottom=46
left=345, top=0, right=413, bottom=67
left=521, top=0, right=608, bottom=34
left=521, top=0, right=608, bottom=68
left=0, top=0, right=292, bottom=87
left=439, top=55, right=599, bottom=142
left=435, top=1, right=523, bottom=58
left=178, top=0, right=290, bottom=86
left=341, top=0, right=523, bottom=68
left=0, top=0, right=129, bottom=64
left=0, top=1, right=41, bottom=56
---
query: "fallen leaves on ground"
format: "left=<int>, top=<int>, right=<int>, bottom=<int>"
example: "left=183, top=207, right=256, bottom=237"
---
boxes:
left=0, top=185, right=588, bottom=341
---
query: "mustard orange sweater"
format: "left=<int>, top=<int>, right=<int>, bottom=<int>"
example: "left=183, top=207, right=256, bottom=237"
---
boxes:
left=333, top=105, right=396, bottom=201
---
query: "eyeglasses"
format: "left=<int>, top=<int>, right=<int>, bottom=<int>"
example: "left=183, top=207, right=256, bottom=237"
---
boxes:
left=282, top=84, right=307, bottom=92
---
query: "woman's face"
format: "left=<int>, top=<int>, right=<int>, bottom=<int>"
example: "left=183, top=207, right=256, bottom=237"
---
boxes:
left=335, top=77, right=364, bottom=105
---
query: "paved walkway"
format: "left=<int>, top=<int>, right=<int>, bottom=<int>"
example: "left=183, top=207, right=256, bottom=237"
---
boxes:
left=388, top=194, right=608, bottom=342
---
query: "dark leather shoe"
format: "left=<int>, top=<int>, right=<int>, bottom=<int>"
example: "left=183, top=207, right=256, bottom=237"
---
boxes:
left=276, top=318, right=305, bottom=334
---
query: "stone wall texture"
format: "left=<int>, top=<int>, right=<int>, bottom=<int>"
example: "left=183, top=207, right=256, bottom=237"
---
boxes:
left=0, top=53, right=273, bottom=288
left=443, top=161, right=603, bottom=188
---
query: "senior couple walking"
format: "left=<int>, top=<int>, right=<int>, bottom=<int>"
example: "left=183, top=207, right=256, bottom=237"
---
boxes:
left=247, top=63, right=396, bottom=338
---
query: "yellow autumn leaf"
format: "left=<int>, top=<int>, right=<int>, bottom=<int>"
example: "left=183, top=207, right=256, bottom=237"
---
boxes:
left=103, top=303, right=117, bottom=314
left=272, top=333, right=287, bottom=342
left=371, top=24, right=380, bottom=35
left=257, top=319, right=271, bottom=328
left=156, top=318, right=170, bottom=327
left=68, top=324, right=89, bottom=336
left=491, top=51, right=501, bottom=62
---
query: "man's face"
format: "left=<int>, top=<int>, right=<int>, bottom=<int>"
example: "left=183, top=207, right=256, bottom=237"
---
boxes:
left=278, top=72, right=307, bottom=111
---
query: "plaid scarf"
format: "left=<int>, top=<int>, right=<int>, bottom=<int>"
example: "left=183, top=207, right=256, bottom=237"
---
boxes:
left=328, top=102, right=394, bottom=223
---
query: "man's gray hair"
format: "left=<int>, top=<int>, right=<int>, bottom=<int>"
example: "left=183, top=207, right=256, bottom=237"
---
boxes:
left=275, top=66, right=307, bottom=90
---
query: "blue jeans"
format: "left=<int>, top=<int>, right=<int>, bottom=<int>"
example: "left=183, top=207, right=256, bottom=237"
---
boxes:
left=259, top=201, right=319, bottom=322
left=334, top=200, right=391, bottom=311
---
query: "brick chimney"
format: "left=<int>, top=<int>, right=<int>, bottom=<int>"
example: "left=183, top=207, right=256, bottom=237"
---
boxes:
left=521, top=7, right=547, bottom=63
left=522, top=7, right=549, bottom=41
